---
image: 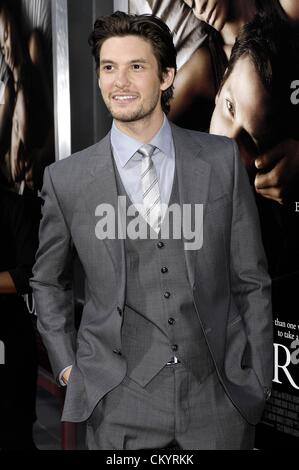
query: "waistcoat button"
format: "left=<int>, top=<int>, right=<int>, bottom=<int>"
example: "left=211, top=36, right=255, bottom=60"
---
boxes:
left=113, top=349, right=122, bottom=356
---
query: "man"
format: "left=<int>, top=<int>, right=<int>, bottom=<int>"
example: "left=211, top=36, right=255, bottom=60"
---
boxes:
left=0, top=186, right=39, bottom=450
left=210, top=14, right=299, bottom=278
left=31, top=12, right=272, bottom=450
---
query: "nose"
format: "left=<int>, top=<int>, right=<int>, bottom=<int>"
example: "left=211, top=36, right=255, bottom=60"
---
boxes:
left=114, top=68, right=130, bottom=89
left=210, top=111, right=240, bottom=139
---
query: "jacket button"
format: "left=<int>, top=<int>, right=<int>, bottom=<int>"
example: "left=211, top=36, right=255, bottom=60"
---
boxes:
left=161, top=267, right=168, bottom=273
left=168, top=318, right=175, bottom=325
left=113, top=349, right=122, bottom=356
left=171, top=344, right=178, bottom=352
left=117, top=306, right=122, bottom=316
left=157, top=241, right=164, bottom=249
left=164, top=292, right=171, bottom=299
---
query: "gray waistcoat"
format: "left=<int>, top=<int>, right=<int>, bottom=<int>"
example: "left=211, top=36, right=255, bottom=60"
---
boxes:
left=114, top=165, right=214, bottom=387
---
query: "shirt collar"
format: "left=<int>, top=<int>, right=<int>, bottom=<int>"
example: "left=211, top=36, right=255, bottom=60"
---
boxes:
left=111, top=115, right=173, bottom=168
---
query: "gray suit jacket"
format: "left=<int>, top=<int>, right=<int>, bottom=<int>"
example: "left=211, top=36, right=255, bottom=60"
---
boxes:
left=31, top=123, right=273, bottom=424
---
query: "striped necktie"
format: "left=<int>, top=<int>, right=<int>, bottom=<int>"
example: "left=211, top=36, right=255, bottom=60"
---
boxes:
left=138, top=144, right=162, bottom=233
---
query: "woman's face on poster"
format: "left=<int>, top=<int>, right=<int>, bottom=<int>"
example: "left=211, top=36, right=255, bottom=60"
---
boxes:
left=0, top=7, right=18, bottom=72
left=10, top=87, right=28, bottom=182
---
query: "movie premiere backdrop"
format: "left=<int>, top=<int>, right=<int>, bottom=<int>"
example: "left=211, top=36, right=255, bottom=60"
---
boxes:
left=116, top=0, right=299, bottom=448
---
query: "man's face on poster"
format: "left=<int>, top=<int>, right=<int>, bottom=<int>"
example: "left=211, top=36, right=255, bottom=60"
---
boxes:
left=0, top=7, right=17, bottom=72
left=210, top=55, right=274, bottom=179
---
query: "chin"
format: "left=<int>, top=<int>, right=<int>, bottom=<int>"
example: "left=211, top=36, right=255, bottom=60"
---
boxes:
left=111, top=108, right=151, bottom=123
left=109, top=105, right=136, bottom=121
left=112, top=112, right=138, bottom=122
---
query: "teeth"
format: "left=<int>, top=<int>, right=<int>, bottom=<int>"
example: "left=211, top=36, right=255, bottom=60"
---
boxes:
left=114, top=95, right=135, bottom=101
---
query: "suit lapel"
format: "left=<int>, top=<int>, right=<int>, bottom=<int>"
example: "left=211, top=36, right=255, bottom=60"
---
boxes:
left=171, top=124, right=211, bottom=288
left=82, top=133, right=126, bottom=303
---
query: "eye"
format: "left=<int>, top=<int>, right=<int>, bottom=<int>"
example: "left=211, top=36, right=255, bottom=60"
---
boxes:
left=132, top=64, right=143, bottom=70
left=102, top=64, right=114, bottom=72
left=225, top=99, right=235, bottom=117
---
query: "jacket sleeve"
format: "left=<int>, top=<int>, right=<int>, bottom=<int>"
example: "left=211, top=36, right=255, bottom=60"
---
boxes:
left=229, top=140, right=273, bottom=399
left=30, top=166, right=76, bottom=381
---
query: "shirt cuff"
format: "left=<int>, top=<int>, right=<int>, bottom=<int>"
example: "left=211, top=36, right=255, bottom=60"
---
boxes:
left=58, top=365, right=73, bottom=387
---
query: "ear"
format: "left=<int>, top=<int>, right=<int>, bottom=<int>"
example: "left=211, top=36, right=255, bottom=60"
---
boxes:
left=98, top=76, right=101, bottom=90
left=160, top=67, right=176, bottom=92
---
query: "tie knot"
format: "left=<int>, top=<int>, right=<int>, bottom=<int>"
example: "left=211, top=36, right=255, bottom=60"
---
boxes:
left=138, top=144, right=156, bottom=159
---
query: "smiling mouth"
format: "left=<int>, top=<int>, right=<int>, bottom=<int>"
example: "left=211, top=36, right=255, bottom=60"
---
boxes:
left=112, top=94, right=138, bottom=103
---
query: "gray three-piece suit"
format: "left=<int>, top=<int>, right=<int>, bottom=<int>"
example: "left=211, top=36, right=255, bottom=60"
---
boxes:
left=31, top=123, right=273, bottom=449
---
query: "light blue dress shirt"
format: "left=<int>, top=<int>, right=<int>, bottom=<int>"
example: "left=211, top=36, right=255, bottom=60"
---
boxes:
left=110, top=116, right=175, bottom=209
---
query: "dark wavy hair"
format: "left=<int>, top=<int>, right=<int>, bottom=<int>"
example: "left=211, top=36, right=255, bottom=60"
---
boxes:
left=88, top=11, right=177, bottom=114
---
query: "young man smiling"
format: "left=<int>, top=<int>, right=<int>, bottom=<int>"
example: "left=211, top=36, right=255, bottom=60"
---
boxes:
left=31, top=12, right=273, bottom=450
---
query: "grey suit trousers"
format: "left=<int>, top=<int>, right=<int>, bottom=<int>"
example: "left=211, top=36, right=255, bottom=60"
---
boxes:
left=86, top=363, right=255, bottom=450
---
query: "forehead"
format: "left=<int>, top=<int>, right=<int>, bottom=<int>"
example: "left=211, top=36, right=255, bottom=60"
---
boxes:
left=224, top=55, right=270, bottom=136
left=100, top=35, right=156, bottom=62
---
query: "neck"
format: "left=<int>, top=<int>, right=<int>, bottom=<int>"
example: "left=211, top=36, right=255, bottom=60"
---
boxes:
left=114, top=108, right=164, bottom=143
left=221, top=0, right=256, bottom=48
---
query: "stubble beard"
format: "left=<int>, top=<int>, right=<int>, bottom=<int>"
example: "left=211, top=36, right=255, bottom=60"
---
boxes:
left=106, top=89, right=161, bottom=123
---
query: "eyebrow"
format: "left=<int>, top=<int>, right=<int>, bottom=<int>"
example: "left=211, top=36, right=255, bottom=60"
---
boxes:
left=99, top=59, right=149, bottom=65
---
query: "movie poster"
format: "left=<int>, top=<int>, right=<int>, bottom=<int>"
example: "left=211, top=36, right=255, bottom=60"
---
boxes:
left=0, top=0, right=55, bottom=409
left=0, top=0, right=54, bottom=196
left=0, top=0, right=55, bottom=449
left=125, top=0, right=299, bottom=448
left=0, top=0, right=54, bottom=311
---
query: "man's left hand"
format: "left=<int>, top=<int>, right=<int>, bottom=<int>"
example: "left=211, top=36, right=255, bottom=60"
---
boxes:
left=254, top=139, right=299, bottom=205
